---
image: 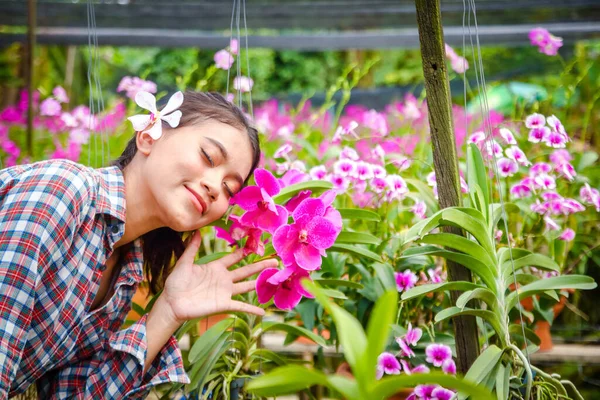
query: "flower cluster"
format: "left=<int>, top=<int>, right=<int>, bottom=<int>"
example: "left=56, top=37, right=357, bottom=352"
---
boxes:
left=529, top=27, right=563, bottom=56
left=117, top=76, right=157, bottom=100
left=0, top=86, right=126, bottom=166
left=215, top=168, right=342, bottom=310
left=376, top=324, right=456, bottom=399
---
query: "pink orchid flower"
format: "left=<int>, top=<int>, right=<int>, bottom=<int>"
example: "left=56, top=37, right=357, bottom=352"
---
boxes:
left=236, top=168, right=289, bottom=234
left=425, top=343, right=452, bottom=367
left=256, top=267, right=314, bottom=310
left=376, top=352, right=401, bottom=379
left=272, top=196, right=341, bottom=271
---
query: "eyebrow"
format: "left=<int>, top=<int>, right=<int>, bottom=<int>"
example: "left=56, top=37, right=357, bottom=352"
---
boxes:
left=205, top=137, right=244, bottom=188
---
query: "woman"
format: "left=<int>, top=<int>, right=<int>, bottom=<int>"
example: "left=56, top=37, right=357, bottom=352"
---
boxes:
left=0, top=91, right=276, bottom=398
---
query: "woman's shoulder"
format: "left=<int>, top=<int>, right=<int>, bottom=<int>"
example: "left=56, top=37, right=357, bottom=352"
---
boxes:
left=0, top=159, right=97, bottom=216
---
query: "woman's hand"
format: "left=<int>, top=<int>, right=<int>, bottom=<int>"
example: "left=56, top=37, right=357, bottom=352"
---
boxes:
left=159, top=230, right=277, bottom=325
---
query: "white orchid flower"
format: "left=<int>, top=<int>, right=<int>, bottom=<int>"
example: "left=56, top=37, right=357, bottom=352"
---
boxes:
left=127, top=91, right=184, bottom=139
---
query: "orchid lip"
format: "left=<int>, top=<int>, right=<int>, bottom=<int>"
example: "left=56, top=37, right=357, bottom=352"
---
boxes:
left=185, top=185, right=207, bottom=215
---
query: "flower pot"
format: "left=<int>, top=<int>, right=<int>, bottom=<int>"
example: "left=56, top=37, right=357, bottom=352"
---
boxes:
left=534, top=293, right=569, bottom=352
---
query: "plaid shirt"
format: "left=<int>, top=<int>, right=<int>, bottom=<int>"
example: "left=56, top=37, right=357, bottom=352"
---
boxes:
left=0, top=159, right=190, bottom=399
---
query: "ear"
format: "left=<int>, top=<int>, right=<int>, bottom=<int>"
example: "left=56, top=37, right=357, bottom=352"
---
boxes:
left=135, top=130, right=155, bottom=156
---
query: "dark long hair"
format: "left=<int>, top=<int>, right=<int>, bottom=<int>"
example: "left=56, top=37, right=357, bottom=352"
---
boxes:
left=113, top=91, right=261, bottom=295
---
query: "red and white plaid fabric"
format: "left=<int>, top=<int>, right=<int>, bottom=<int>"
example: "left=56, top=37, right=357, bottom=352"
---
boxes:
left=0, top=159, right=189, bottom=399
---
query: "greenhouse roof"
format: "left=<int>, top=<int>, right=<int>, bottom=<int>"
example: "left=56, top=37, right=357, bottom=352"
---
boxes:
left=0, top=0, right=599, bottom=49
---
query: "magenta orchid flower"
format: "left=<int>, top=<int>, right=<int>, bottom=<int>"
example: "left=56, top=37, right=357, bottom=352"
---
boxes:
left=558, top=228, right=575, bottom=241
left=215, top=215, right=266, bottom=256
left=400, top=360, right=430, bottom=375
left=256, top=267, right=314, bottom=310
left=497, top=157, right=519, bottom=177
left=236, top=168, right=289, bottom=234
left=425, top=344, right=452, bottom=367
left=376, top=352, right=401, bottom=379
left=394, top=270, right=418, bottom=292
left=432, top=387, right=455, bottom=400
left=441, top=359, right=457, bottom=374
left=498, top=127, right=517, bottom=145
left=273, top=196, right=341, bottom=271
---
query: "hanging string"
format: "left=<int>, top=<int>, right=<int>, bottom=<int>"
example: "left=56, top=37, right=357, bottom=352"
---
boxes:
left=462, top=0, right=532, bottom=366
left=242, top=0, right=254, bottom=119
left=226, top=0, right=236, bottom=97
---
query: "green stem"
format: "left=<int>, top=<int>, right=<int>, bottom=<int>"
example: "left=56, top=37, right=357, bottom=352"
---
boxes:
left=508, top=343, right=532, bottom=400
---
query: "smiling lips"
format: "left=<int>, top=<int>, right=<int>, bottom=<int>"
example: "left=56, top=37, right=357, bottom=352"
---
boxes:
left=185, top=186, right=207, bottom=215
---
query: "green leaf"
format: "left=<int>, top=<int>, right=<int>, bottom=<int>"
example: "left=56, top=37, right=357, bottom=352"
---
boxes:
left=330, top=243, right=382, bottom=262
left=303, top=281, right=368, bottom=385
left=196, top=251, right=230, bottom=265
left=260, top=321, right=327, bottom=347
left=440, top=208, right=496, bottom=257
left=463, top=345, right=504, bottom=387
left=188, top=318, right=234, bottom=363
left=372, top=262, right=397, bottom=292
left=467, top=143, right=490, bottom=209
left=456, top=288, right=497, bottom=310
left=338, top=208, right=381, bottom=221
left=495, top=362, right=510, bottom=400
left=502, top=253, right=560, bottom=277
left=506, top=275, right=597, bottom=311
left=418, top=233, right=496, bottom=270
left=406, top=178, right=439, bottom=213
left=435, top=307, right=505, bottom=338
left=272, top=180, right=333, bottom=204
left=401, top=245, right=497, bottom=289
left=315, top=279, right=364, bottom=290
left=336, top=231, right=381, bottom=245
left=249, top=348, right=291, bottom=366
left=322, top=288, right=348, bottom=299
left=401, top=281, right=484, bottom=301
left=364, top=290, right=398, bottom=386
left=130, top=301, right=146, bottom=317
left=372, top=373, right=492, bottom=400
left=187, top=335, right=231, bottom=392
left=489, top=203, right=519, bottom=233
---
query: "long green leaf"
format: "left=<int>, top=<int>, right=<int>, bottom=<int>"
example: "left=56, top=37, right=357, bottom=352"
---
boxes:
left=401, top=282, right=484, bottom=301
left=462, top=345, right=504, bottom=388
left=338, top=208, right=381, bottom=221
left=364, top=290, right=398, bottom=386
left=508, top=324, right=541, bottom=346
left=401, top=245, right=497, bottom=289
left=304, top=281, right=368, bottom=388
left=418, top=233, right=496, bottom=270
left=440, top=208, right=496, bottom=257
left=506, top=275, right=597, bottom=311
left=372, top=373, right=492, bottom=400
left=260, top=321, right=327, bottom=347
left=435, top=307, right=505, bottom=338
left=502, top=253, right=560, bottom=277
left=315, top=279, right=364, bottom=290
left=273, top=180, right=333, bottom=204
left=456, top=288, right=497, bottom=310
left=495, top=362, right=510, bottom=400
left=330, top=243, right=382, bottom=262
left=188, top=318, right=234, bottom=363
left=467, top=143, right=490, bottom=209
left=336, top=231, right=381, bottom=245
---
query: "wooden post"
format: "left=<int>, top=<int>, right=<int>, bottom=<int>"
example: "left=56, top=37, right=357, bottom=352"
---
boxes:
left=26, top=0, right=36, bottom=158
left=414, top=0, right=480, bottom=374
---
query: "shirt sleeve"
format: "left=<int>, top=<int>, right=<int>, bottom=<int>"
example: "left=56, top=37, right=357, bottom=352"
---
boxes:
left=37, top=313, right=190, bottom=399
left=0, top=161, right=92, bottom=398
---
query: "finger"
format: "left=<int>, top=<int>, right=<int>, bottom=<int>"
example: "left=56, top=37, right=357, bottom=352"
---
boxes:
left=213, top=247, right=245, bottom=268
left=228, top=300, right=265, bottom=316
left=232, top=280, right=257, bottom=296
left=178, top=230, right=202, bottom=265
left=230, top=258, right=279, bottom=282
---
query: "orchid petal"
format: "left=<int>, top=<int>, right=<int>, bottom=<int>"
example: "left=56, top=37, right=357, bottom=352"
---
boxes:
left=292, top=274, right=314, bottom=298
left=273, top=224, right=299, bottom=266
left=256, top=268, right=279, bottom=304
left=134, top=91, right=158, bottom=113
left=267, top=267, right=294, bottom=285
left=161, top=110, right=182, bottom=128
left=161, top=91, right=184, bottom=115
left=145, top=122, right=163, bottom=140
left=274, top=284, right=303, bottom=310
left=306, top=216, right=338, bottom=249
left=127, top=114, right=151, bottom=131
left=294, top=244, right=322, bottom=271
left=235, top=186, right=263, bottom=211
left=260, top=187, right=278, bottom=213
left=255, top=168, right=281, bottom=196
left=293, top=197, right=326, bottom=222
left=255, top=205, right=288, bottom=234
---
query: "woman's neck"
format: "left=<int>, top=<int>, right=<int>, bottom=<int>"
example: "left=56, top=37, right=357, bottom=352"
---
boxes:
left=114, top=157, right=163, bottom=248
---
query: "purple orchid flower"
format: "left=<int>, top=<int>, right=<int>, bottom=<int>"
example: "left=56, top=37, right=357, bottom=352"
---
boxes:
left=235, top=168, right=289, bottom=234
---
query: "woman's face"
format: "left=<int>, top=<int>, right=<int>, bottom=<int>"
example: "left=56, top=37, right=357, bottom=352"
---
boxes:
left=139, top=120, right=254, bottom=232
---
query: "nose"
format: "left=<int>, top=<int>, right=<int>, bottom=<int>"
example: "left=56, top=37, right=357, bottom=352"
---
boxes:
left=202, top=180, right=219, bottom=202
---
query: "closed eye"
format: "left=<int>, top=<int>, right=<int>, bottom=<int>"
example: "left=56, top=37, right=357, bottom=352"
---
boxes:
left=224, top=183, right=234, bottom=198
left=200, top=147, right=214, bottom=167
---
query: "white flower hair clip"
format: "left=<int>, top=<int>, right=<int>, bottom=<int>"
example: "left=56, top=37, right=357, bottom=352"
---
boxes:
left=127, top=91, right=184, bottom=139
